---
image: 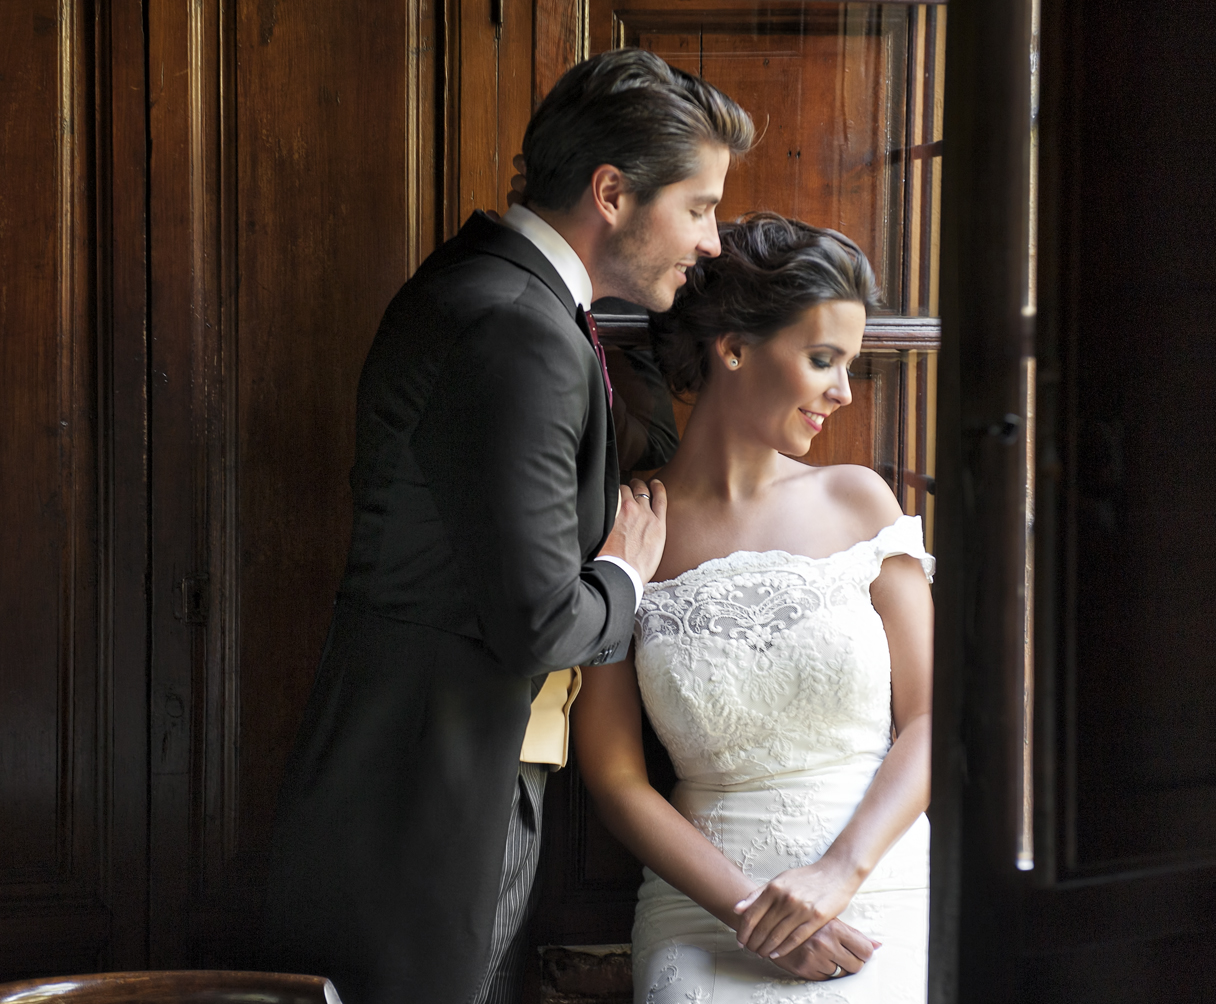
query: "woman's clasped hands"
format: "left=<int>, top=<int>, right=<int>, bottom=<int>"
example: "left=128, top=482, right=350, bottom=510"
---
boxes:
left=732, top=859, right=880, bottom=981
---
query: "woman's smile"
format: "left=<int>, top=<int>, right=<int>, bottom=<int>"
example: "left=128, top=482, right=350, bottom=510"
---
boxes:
left=799, top=409, right=828, bottom=432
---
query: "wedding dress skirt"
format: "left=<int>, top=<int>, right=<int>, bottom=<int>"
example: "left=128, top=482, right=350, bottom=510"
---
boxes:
left=631, top=516, right=933, bottom=1004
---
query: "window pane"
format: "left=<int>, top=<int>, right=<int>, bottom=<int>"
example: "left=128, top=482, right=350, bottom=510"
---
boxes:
left=617, top=3, right=945, bottom=316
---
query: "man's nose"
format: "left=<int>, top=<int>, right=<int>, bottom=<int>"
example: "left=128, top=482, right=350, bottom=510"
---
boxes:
left=697, top=213, right=722, bottom=257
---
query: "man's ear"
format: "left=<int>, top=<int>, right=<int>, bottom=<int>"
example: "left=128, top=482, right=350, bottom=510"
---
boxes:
left=589, top=164, right=628, bottom=225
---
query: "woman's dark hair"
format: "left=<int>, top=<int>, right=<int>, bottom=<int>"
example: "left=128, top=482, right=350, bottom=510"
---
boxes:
left=651, top=213, right=879, bottom=396
left=523, top=49, right=754, bottom=212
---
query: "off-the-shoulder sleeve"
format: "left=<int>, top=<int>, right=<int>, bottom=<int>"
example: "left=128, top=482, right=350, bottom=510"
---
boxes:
left=873, top=514, right=935, bottom=582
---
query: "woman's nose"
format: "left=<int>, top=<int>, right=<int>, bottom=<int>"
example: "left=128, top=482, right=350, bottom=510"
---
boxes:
left=830, top=367, right=853, bottom=407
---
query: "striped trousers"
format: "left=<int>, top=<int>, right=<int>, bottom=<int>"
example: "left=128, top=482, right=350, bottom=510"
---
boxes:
left=472, top=761, right=549, bottom=1004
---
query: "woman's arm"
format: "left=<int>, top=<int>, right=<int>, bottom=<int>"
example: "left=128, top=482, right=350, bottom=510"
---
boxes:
left=573, top=650, right=879, bottom=979
left=572, top=650, right=756, bottom=927
left=734, top=550, right=934, bottom=959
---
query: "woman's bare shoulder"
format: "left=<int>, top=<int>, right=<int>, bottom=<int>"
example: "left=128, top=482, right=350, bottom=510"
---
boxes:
left=804, top=463, right=905, bottom=537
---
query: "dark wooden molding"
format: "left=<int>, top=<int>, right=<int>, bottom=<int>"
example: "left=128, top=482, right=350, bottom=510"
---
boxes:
left=593, top=313, right=941, bottom=352
left=407, top=0, right=441, bottom=270
left=929, top=0, right=1034, bottom=997
left=0, top=0, right=129, bottom=979
left=863, top=316, right=943, bottom=351
left=101, top=0, right=153, bottom=972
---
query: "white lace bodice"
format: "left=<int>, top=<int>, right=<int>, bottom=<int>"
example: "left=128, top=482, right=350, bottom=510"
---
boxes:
left=634, top=516, right=934, bottom=787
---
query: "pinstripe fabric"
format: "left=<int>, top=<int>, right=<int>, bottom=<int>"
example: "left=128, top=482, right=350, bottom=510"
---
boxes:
left=472, top=761, right=548, bottom=1004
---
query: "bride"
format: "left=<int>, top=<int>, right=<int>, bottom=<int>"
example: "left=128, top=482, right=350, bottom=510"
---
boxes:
left=572, top=214, right=933, bottom=1003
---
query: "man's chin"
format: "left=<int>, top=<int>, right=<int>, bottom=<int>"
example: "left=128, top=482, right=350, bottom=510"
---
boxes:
left=635, top=283, right=678, bottom=313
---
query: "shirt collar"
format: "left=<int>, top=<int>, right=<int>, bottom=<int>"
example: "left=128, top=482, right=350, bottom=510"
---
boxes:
left=500, top=204, right=594, bottom=311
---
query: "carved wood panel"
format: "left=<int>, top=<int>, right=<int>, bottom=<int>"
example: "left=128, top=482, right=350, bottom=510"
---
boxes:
left=140, top=0, right=440, bottom=967
left=447, top=0, right=535, bottom=231
left=0, top=0, right=136, bottom=978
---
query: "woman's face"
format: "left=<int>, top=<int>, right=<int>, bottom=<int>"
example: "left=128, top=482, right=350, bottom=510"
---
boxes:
left=720, top=299, right=867, bottom=457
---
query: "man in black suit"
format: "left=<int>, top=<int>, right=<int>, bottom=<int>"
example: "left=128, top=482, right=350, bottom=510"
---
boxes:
left=263, top=49, right=753, bottom=1004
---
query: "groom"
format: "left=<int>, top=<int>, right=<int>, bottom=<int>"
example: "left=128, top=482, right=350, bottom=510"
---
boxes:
left=262, top=49, right=753, bottom=1004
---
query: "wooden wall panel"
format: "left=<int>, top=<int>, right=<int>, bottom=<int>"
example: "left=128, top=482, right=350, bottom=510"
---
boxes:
left=0, top=0, right=111, bottom=977
left=534, top=0, right=587, bottom=106
left=233, top=0, right=424, bottom=895
left=101, top=0, right=153, bottom=971
left=1043, top=5, right=1216, bottom=877
left=702, top=17, right=903, bottom=303
left=141, top=0, right=440, bottom=967
left=450, top=0, right=536, bottom=229
left=144, top=0, right=211, bottom=966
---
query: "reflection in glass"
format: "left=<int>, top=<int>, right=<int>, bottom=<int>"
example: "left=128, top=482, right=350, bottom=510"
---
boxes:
left=609, top=3, right=945, bottom=317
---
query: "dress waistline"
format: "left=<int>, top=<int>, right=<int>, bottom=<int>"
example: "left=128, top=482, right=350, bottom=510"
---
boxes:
left=673, top=752, right=884, bottom=794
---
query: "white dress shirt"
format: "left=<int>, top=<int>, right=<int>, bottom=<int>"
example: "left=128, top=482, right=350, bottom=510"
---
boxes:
left=499, top=205, right=643, bottom=612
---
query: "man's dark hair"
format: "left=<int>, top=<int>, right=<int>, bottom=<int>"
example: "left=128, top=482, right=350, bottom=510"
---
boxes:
left=522, top=48, right=754, bottom=212
left=651, top=213, right=879, bottom=397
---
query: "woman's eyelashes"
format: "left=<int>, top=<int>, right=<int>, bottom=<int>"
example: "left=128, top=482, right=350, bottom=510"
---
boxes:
left=809, top=352, right=860, bottom=376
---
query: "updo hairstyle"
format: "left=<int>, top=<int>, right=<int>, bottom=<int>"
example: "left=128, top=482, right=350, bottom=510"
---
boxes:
left=650, top=213, right=879, bottom=397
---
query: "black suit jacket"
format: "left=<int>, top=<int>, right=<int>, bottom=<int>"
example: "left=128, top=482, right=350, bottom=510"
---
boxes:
left=262, top=212, right=637, bottom=1004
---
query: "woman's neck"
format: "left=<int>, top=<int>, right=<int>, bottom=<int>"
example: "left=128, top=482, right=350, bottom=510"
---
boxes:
left=662, top=390, right=788, bottom=504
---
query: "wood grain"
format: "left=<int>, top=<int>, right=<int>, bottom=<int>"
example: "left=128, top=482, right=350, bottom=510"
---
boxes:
left=534, top=0, right=587, bottom=106
left=0, top=0, right=109, bottom=977
left=932, top=0, right=1216, bottom=999
left=141, top=0, right=440, bottom=967
left=0, top=971, right=334, bottom=1004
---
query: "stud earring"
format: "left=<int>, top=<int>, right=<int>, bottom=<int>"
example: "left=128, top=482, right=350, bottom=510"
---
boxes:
left=729, top=359, right=739, bottom=367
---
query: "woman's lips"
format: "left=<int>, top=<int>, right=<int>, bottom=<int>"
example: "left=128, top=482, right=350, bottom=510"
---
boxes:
left=799, top=409, right=825, bottom=432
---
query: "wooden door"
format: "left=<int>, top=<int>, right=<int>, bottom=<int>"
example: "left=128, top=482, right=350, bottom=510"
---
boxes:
left=0, top=0, right=150, bottom=976
left=0, top=0, right=446, bottom=975
left=139, top=0, right=441, bottom=967
left=931, top=0, right=1216, bottom=1000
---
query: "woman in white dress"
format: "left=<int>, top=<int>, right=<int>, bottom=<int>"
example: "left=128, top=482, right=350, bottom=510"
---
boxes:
left=572, top=214, right=933, bottom=1003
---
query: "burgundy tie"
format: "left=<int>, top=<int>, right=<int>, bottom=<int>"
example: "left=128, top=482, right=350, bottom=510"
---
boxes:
left=582, top=308, right=614, bottom=409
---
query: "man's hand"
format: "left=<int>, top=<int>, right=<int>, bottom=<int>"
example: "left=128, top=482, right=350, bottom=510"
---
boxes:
left=767, top=918, right=879, bottom=982
left=598, top=478, right=667, bottom=583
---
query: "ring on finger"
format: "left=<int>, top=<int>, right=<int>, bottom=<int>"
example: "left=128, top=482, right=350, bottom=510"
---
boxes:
left=827, top=964, right=845, bottom=979
left=634, top=493, right=650, bottom=500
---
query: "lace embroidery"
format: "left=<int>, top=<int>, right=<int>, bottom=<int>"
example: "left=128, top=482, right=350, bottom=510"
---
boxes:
left=636, top=517, right=931, bottom=785
left=749, top=983, right=853, bottom=1004
left=733, top=781, right=832, bottom=879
